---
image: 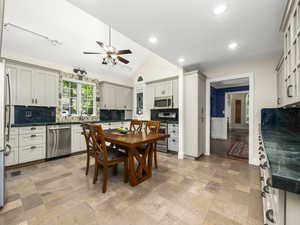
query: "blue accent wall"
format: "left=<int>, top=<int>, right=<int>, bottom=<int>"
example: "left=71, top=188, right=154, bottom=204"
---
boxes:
left=211, top=86, right=249, bottom=118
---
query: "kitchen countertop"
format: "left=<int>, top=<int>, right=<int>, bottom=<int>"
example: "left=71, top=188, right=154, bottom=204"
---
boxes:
left=11, top=120, right=132, bottom=127
left=261, top=127, right=300, bottom=194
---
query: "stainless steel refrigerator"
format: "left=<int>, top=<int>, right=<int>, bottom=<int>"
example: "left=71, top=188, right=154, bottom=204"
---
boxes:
left=0, top=61, right=12, bottom=208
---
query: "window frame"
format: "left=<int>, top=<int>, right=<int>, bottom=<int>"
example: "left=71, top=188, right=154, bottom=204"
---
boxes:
left=62, top=78, right=97, bottom=117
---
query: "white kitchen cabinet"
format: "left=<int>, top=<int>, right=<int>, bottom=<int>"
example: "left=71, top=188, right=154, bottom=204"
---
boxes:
left=155, top=81, right=172, bottom=97
left=184, top=72, right=206, bottom=158
left=278, top=0, right=300, bottom=107
left=5, top=63, right=59, bottom=107
left=71, top=125, right=86, bottom=153
left=17, top=67, right=33, bottom=106
left=168, top=123, right=179, bottom=152
left=124, top=87, right=133, bottom=110
left=5, top=128, right=19, bottom=166
left=19, top=144, right=45, bottom=164
left=18, top=126, right=46, bottom=163
left=32, top=71, right=46, bottom=106
left=100, top=83, right=116, bottom=109
left=5, top=147, right=19, bottom=166
left=172, top=79, right=179, bottom=108
left=45, top=73, right=59, bottom=107
left=100, top=82, right=133, bottom=110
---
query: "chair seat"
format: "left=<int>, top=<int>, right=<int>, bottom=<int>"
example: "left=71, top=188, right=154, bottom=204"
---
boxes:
left=97, top=148, right=128, bottom=162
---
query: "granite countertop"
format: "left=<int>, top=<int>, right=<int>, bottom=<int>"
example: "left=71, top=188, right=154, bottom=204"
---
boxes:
left=12, top=119, right=132, bottom=127
left=261, top=127, right=300, bottom=194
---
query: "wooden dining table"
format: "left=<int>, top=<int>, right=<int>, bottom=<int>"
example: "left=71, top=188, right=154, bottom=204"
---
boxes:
left=104, top=129, right=169, bottom=186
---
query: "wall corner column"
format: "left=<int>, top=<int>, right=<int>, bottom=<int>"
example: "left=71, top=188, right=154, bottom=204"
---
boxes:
left=178, top=67, right=184, bottom=159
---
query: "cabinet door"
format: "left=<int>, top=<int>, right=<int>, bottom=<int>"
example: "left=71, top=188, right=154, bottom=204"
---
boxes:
left=115, top=86, right=124, bottom=110
left=45, top=74, right=58, bottom=107
left=146, top=84, right=155, bottom=110
left=72, top=129, right=86, bottom=153
left=101, top=84, right=116, bottom=109
left=127, top=88, right=133, bottom=110
left=5, top=65, right=18, bottom=105
left=155, top=83, right=164, bottom=97
left=172, top=79, right=179, bottom=108
left=32, top=71, right=46, bottom=106
left=123, top=87, right=133, bottom=110
left=17, top=67, right=33, bottom=105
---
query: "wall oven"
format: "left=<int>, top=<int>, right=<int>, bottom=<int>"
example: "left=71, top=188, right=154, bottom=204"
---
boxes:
left=154, top=96, right=173, bottom=109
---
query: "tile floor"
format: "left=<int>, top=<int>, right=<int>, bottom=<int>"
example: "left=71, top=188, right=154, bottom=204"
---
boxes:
left=0, top=153, right=263, bottom=225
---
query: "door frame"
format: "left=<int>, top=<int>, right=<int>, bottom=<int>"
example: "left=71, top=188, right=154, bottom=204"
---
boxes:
left=205, top=72, right=255, bottom=165
left=225, top=90, right=249, bottom=132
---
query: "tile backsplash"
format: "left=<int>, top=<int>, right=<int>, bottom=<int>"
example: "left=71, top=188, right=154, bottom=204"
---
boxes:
left=56, top=72, right=101, bottom=122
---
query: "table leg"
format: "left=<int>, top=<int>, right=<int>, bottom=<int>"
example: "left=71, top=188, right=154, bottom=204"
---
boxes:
left=128, top=147, right=137, bottom=186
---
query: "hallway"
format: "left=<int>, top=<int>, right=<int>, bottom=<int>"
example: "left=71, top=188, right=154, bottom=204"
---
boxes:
left=210, top=128, right=249, bottom=160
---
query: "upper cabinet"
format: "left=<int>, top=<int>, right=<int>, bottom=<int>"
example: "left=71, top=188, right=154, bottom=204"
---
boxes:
left=100, top=82, right=133, bottom=110
left=277, top=0, right=300, bottom=107
left=5, top=63, right=58, bottom=107
left=155, top=80, right=172, bottom=97
left=145, top=78, right=179, bottom=109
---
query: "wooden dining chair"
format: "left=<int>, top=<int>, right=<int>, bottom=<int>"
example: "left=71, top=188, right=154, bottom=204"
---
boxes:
left=82, top=123, right=96, bottom=176
left=129, top=120, right=143, bottom=132
left=137, top=120, right=160, bottom=169
left=89, top=124, right=128, bottom=193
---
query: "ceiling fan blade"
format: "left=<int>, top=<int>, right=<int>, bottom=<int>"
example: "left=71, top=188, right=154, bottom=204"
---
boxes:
left=116, top=49, right=132, bottom=55
left=83, top=52, right=103, bottom=54
left=117, top=56, right=129, bottom=64
left=96, top=41, right=105, bottom=48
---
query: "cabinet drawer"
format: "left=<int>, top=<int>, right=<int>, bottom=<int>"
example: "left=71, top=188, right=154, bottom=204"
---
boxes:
left=19, top=144, right=45, bottom=163
left=19, top=126, right=46, bottom=135
left=19, top=133, right=45, bottom=147
left=5, top=147, right=19, bottom=166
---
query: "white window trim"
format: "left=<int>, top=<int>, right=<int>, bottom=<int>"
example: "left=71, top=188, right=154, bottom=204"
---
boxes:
left=62, top=78, right=97, bottom=117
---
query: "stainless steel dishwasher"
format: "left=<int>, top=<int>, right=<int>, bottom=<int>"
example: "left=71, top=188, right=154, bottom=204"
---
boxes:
left=46, top=125, right=71, bottom=159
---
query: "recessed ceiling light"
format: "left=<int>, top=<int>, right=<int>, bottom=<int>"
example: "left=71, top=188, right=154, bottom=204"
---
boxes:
left=178, top=58, right=185, bottom=63
left=148, top=36, right=158, bottom=44
left=228, top=42, right=238, bottom=50
left=213, top=4, right=227, bottom=15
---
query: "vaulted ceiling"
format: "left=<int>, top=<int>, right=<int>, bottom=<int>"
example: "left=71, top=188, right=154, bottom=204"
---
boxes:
left=67, top=0, right=287, bottom=71
left=2, top=0, right=152, bottom=80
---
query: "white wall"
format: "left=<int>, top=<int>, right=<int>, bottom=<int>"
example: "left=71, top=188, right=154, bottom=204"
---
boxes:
left=136, top=53, right=180, bottom=83
left=133, top=53, right=182, bottom=120
left=203, top=56, right=278, bottom=165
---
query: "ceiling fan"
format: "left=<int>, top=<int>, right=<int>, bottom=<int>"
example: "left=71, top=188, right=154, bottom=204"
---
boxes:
left=83, top=26, right=132, bottom=65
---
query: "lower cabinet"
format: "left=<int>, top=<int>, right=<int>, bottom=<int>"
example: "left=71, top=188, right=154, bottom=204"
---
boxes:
left=5, top=147, right=19, bottom=166
left=19, top=145, right=45, bottom=164
left=168, top=124, right=179, bottom=152
left=19, top=126, right=46, bottom=164
left=71, top=125, right=86, bottom=153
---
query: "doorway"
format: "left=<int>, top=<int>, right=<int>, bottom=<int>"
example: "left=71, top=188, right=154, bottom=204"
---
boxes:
left=205, top=73, right=254, bottom=164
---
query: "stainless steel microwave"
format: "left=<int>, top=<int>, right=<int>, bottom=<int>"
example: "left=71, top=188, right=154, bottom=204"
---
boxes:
left=154, top=96, right=173, bottom=108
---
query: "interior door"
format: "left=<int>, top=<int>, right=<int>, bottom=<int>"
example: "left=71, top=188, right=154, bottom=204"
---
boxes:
left=235, top=100, right=242, bottom=124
